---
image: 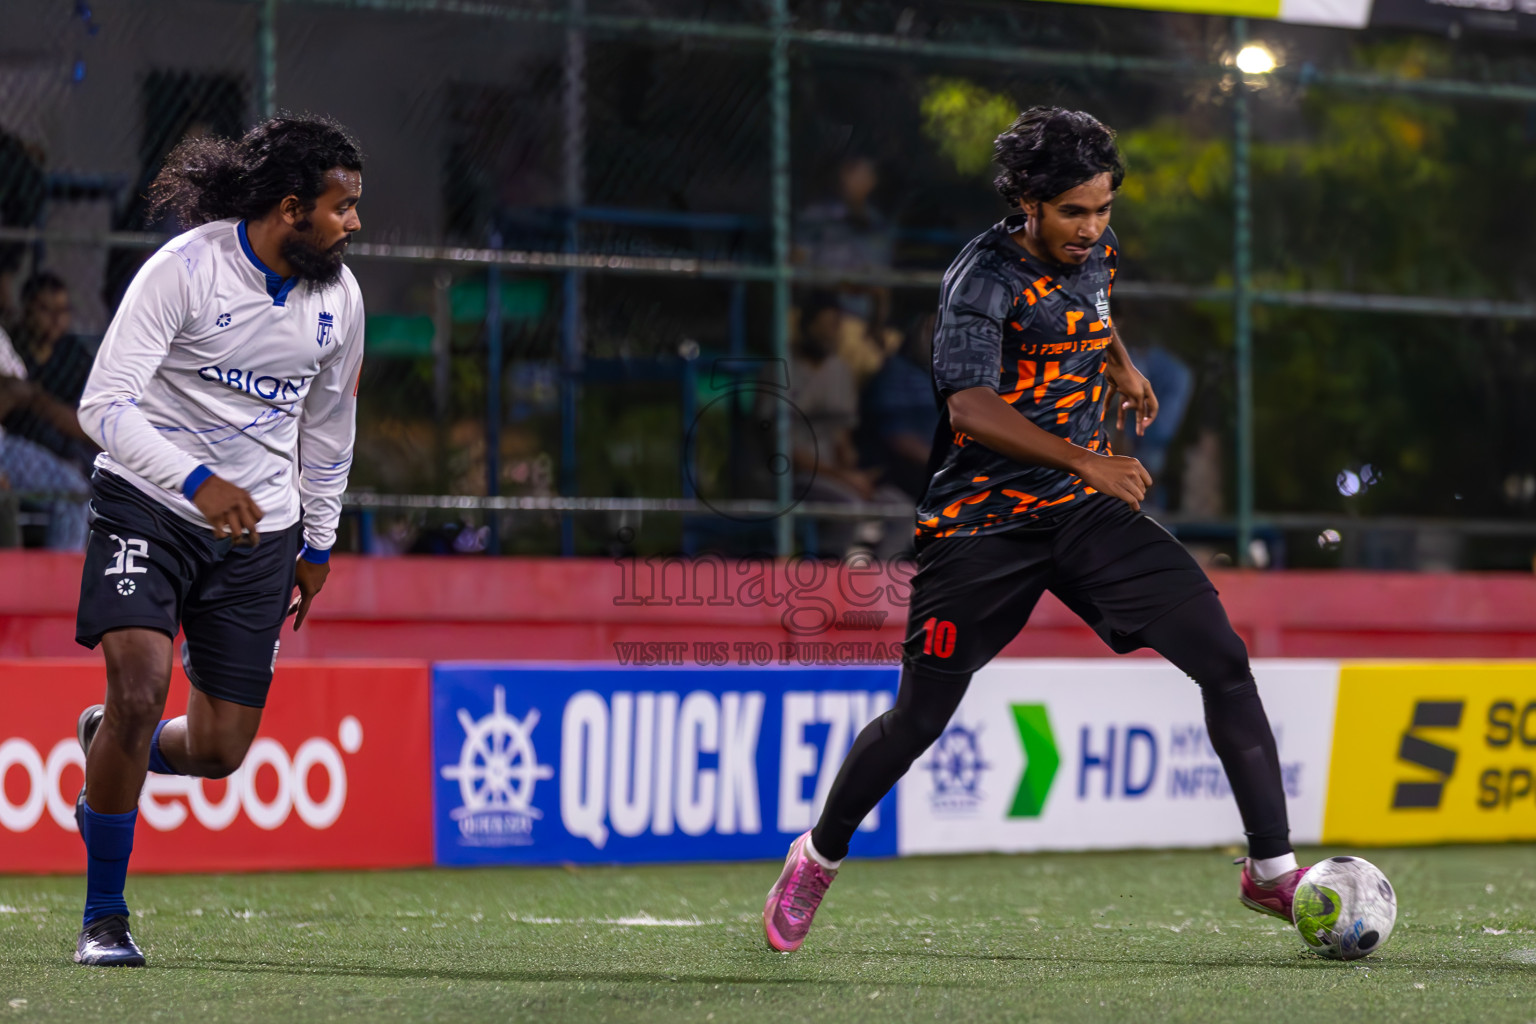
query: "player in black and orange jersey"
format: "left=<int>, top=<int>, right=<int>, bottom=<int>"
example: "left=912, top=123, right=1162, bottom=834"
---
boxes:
left=763, top=107, right=1308, bottom=953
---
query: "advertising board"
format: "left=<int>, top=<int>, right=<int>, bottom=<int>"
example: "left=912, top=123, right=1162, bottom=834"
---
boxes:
left=431, top=664, right=900, bottom=865
left=898, top=659, right=1340, bottom=855
left=0, top=660, right=432, bottom=873
left=1324, top=662, right=1536, bottom=845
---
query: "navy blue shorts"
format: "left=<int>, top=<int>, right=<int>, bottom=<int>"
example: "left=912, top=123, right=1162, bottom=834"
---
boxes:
left=75, top=471, right=300, bottom=708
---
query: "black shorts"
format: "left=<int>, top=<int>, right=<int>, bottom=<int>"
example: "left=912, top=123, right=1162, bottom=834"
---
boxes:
left=75, top=471, right=301, bottom=708
left=903, top=491, right=1215, bottom=678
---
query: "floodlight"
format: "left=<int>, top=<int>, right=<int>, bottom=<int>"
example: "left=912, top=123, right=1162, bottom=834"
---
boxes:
left=1235, top=44, right=1278, bottom=75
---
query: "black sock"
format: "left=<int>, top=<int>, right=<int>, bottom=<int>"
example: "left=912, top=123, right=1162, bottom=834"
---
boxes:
left=810, top=664, right=969, bottom=862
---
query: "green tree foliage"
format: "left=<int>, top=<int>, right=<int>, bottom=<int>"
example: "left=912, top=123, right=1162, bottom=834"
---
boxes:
left=917, top=47, right=1536, bottom=521
left=920, top=78, right=1022, bottom=178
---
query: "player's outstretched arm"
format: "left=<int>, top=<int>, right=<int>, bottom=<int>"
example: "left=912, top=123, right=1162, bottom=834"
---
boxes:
left=948, top=386, right=1152, bottom=510
left=291, top=282, right=365, bottom=629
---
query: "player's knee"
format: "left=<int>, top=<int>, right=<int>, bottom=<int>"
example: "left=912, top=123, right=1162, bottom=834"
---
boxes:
left=884, top=701, right=954, bottom=753
left=186, top=734, right=252, bottom=779
left=102, top=670, right=170, bottom=738
left=198, top=750, right=246, bottom=780
left=1189, top=629, right=1252, bottom=692
left=103, top=645, right=170, bottom=702
left=104, top=691, right=162, bottom=739
left=1200, top=673, right=1258, bottom=710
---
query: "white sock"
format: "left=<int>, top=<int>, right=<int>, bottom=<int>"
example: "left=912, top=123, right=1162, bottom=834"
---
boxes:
left=1251, top=852, right=1299, bottom=882
left=804, top=834, right=843, bottom=872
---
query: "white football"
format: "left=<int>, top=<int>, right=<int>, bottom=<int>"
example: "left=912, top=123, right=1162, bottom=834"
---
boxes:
left=1291, top=855, right=1398, bottom=961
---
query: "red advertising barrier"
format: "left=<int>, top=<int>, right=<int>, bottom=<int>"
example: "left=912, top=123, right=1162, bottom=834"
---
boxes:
left=5, top=552, right=1536, bottom=660
left=0, top=659, right=432, bottom=873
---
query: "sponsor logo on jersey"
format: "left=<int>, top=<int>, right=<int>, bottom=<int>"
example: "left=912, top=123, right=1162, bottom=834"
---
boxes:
left=198, top=366, right=306, bottom=402
left=1094, top=288, right=1111, bottom=326
left=216, top=312, right=232, bottom=328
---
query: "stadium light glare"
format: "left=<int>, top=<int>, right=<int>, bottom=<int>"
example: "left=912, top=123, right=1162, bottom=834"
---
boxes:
left=1235, top=44, right=1278, bottom=75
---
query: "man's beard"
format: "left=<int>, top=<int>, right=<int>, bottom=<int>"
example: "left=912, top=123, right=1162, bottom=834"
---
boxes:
left=282, top=230, right=349, bottom=284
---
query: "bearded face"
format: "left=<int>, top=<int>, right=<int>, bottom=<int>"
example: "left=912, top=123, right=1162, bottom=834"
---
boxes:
left=281, top=218, right=350, bottom=284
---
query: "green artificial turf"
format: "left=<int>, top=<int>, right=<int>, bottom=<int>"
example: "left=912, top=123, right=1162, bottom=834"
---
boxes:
left=2, top=845, right=1533, bottom=1023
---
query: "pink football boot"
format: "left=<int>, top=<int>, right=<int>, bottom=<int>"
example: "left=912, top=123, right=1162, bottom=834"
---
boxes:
left=1237, top=857, right=1311, bottom=921
left=763, top=831, right=837, bottom=952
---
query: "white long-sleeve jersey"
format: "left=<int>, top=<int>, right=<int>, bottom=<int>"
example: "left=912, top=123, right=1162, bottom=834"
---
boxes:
left=79, top=218, right=364, bottom=555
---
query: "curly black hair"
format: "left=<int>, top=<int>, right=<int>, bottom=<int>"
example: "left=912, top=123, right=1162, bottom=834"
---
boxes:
left=993, top=107, right=1124, bottom=207
left=147, top=114, right=362, bottom=227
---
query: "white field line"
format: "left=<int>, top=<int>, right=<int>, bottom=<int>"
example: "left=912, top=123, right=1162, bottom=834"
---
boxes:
left=507, top=912, right=720, bottom=927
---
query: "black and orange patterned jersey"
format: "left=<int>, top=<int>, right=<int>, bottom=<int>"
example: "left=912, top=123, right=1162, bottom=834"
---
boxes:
left=916, top=215, right=1119, bottom=539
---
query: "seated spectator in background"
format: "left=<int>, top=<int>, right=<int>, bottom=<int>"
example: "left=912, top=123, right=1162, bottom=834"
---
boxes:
left=1118, top=344, right=1193, bottom=511
left=15, top=272, right=94, bottom=399
left=777, top=291, right=908, bottom=558
left=0, top=378, right=24, bottom=548
left=0, top=324, right=92, bottom=550
left=0, top=127, right=45, bottom=325
left=4, top=272, right=99, bottom=472
left=796, top=156, right=897, bottom=381
left=0, top=252, right=20, bottom=332
left=858, top=312, right=940, bottom=502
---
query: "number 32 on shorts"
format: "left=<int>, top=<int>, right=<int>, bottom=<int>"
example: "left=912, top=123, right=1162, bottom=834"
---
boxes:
left=920, top=617, right=957, bottom=658
left=104, top=535, right=149, bottom=576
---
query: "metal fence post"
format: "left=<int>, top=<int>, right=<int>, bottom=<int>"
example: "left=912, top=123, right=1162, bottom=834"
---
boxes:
left=769, top=0, right=793, bottom=558
left=560, top=0, right=586, bottom=557
left=1232, top=17, right=1255, bottom=567
left=486, top=239, right=504, bottom=553
left=258, top=0, right=278, bottom=118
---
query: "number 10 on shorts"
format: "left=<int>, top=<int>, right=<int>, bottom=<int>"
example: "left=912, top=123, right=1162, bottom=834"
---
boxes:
left=921, top=618, right=957, bottom=659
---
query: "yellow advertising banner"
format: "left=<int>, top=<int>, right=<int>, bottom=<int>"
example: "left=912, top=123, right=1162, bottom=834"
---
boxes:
left=1032, top=0, right=1371, bottom=28
left=1324, top=663, right=1536, bottom=845
left=1036, top=0, right=1280, bottom=15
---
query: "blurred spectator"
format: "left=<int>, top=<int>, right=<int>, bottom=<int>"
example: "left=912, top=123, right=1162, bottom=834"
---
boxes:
left=858, top=312, right=940, bottom=502
left=796, top=156, right=896, bottom=380
left=0, top=129, right=46, bottom=325
left=4, top=272, right=99, bottom=471
left=1119, top=345, right=1194, bottom=511
left=0, top=376, right=22, bottom=549
left=776, top=291, right=907, bottom=558
left=0, top=323, right=92, bottom=550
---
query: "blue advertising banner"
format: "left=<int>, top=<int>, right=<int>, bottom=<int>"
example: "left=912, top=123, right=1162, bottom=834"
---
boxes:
left=431, top=664, right=900, bottom=866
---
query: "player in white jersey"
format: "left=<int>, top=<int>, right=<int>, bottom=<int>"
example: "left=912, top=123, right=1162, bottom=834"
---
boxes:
left=67, top=116, right=365, bottom=967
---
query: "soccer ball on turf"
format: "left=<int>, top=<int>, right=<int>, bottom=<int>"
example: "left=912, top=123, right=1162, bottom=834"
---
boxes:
left=1292, top=855, right=1397, bottom=961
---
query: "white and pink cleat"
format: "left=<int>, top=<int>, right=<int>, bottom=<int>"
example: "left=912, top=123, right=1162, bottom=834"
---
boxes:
left=763, top=831, right=837, bottom=952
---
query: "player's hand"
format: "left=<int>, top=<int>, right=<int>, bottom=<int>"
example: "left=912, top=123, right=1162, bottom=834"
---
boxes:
left=1106, top=364, right=1159, bottom=436
left=191, top=475, right=264, bottom=547
left=1073, top=452, right=1153, bottom=511
left=288, top=558, right=329, bottom=631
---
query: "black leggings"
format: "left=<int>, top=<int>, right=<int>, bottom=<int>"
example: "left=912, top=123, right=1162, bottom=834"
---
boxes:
left=810, top=589, right=1292, bottom=861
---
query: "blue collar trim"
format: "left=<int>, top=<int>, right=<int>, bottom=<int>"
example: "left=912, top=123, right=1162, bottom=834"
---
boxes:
left=237, top=221, right=299, bottom=307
